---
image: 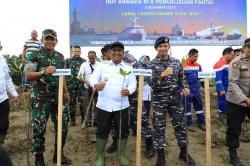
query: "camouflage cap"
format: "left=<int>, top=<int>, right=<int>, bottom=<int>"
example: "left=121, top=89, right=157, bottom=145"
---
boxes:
left=42, top=29, right=57, bottom=40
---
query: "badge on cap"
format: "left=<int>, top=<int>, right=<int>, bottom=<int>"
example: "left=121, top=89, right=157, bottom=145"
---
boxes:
left=165, top=38, right=167, bottom=42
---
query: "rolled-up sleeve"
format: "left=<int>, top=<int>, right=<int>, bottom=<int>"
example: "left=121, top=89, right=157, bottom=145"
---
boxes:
left=127, top=72, right=137, bottom=95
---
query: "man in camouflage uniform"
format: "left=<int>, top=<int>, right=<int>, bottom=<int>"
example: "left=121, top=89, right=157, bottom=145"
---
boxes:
left=25, top=29, right=72, bottom=166
left=148, top=36, right=195, bottom=166
left=66, top=45, right=86, bottom=126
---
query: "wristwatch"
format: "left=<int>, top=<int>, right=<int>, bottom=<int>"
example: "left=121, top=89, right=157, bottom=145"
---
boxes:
left=40, top=70, right=46, bottom=77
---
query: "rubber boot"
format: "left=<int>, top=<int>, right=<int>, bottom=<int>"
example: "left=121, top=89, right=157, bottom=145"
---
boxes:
left=218, top=112, right=226, bottom=133
left=96, top=138, right=107, bottom=166
left=35, top=153, right=45, bottom=166
left=156, top=148, right=165, bottom=166
left=119, top=139, right=129, bottom=166
left=144, top=137, right=154, bottom=159
left=106, top=137, right=117, bottom=153
left=229, top=148, right=245, bottom=166
left=179, top=146, right=196, bottom=166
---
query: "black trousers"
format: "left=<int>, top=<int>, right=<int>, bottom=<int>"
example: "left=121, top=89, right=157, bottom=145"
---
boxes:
left=0, top=99, right=10, bottom=135
left=226, top=102, right=250, bottom=148
left=96, top=108, right=129, bottom=139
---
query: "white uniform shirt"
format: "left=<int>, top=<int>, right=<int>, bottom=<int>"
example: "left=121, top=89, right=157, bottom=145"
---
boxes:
left=78, top=61, right=98, bottom=88
left=0, top=57, right=18, bottom=103
left=90, top=61, right=137, bottom=112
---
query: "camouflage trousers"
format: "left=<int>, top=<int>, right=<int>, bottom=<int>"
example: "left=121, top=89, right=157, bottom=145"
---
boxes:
left=152, top=94, right=187, bottom=149
left=31, top=98, right=69, bottom=154
left=68, top=86, right=84, bottom=121
left=131, top=100, right=152, bottom=139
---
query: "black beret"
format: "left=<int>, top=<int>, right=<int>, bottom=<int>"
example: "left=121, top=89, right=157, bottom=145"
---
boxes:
left=154, top=36, right=169, bottom=49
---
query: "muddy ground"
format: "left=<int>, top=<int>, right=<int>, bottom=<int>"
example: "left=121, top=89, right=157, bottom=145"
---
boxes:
left=4, top=88, right=250, bottom=166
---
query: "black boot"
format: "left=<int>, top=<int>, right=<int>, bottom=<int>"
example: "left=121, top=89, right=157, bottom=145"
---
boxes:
left=35, top=153, right=45, bottom=166
left=53, top=150, right=72, bottom=165
left=145, top=137, right=155, bottom=159
left=179, top=147, right=196, bottom=166
left=70, top=113, right=76, bottom=126
left=106, top=137, right=117, bottom=153
left=81, top=112, right=84, bottom=124
left=156, top=149, right=165, bottom=166
left=229, top=148, right=244, bottom=166
left=132, top=129, right=137, bottom=136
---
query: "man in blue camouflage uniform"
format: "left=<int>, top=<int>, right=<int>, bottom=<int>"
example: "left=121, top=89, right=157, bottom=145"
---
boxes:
left=148, top=36, right=195, bottom=166
left=138, top=55, right=155, bottom=158
left=25, top=29, right=72, bottom=166
left=66, top=45, right=86, bottom=126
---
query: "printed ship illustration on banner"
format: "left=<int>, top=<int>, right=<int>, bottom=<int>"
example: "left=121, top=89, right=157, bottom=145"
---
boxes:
left=118, top=17, right=147, bottom=41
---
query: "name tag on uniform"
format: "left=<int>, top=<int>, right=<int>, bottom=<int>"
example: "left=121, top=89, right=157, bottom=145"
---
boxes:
left=198, top=72, right=215, bottom=78
left=133, top=69, right=152, bottom=76
left=52, top=69, right=71, bottom=76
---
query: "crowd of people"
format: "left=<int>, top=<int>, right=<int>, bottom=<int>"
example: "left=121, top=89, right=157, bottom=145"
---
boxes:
left=0, top=29, right=249, bottom=166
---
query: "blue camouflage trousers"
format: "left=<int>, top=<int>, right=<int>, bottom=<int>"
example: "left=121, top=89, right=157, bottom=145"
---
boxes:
left=31, top=98, right=69, bottom=154
left=153, top=93, right=187, bottom=149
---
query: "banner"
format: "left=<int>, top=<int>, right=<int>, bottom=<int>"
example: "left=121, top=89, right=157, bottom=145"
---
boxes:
left=70, top=0, right=247, bottom=46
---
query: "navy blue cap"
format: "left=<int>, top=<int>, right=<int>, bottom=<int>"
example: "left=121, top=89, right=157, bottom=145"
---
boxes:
left=101, top=44, right=111, bottom=54
left=110, top=41, right=124, bottom=50
left=154, top=36, right=169, bottom=49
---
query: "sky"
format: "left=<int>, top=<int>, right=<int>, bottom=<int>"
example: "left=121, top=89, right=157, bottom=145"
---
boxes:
left=0, top=0, right=249, bottom=71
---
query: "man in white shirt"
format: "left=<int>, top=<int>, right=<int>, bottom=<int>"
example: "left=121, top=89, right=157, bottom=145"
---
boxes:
left=90, top=41, right=136, bottom=166
left=78, top=51, right=98, bottom=126
left=0, top=42, right=19, bottom=145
